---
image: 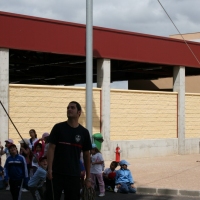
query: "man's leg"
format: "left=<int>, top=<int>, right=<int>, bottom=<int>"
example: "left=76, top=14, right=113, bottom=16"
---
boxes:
left=63, top=176, right=80, bottom=200
left=46, top=173, right=63, bottom=200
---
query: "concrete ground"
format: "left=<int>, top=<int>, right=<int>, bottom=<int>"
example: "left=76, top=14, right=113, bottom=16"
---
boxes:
left=1, top=154, right=200, bottom=199
left=105, top=153, right=200, bottom=197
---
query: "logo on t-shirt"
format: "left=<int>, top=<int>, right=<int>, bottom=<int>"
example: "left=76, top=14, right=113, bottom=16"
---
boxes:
left=75, top=135, right=81, bottom=143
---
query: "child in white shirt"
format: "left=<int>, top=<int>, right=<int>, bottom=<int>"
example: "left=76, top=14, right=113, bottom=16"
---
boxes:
left=90, top=144, right=105, bottom=197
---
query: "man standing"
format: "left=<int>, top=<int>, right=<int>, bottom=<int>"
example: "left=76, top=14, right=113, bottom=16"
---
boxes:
left=4, top=143, right=28, bottom=200
left=46, top=101, right=92, bottom=200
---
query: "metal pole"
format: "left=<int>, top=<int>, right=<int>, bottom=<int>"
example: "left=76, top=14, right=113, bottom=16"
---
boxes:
left=86, top=0, right=93, bottom=141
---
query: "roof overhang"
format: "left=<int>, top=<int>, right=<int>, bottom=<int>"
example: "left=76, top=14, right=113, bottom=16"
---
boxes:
left=1, top=11, right=200, bottom=85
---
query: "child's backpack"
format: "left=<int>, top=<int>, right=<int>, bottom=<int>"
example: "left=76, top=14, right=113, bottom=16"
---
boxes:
left=81, top=186, right=96, bottom=200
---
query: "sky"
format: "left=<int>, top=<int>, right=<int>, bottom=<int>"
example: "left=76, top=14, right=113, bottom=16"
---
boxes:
left=1, top=0, right=200, bottom=88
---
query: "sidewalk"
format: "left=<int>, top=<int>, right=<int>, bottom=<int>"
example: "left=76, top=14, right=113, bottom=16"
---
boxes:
left=105, top=154, right=200, bottom=197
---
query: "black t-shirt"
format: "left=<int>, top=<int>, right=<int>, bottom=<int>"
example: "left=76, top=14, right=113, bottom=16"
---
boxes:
left=49, top=121, right=92, bottom=176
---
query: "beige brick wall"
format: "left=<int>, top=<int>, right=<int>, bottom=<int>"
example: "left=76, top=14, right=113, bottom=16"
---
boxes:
left=8, top=85, right=200, bottom=143
left=185, top=93, right=200, bottom=138
left=110, top=90, right=178, bottom=140
left=9, top=84, right=101, bottom=142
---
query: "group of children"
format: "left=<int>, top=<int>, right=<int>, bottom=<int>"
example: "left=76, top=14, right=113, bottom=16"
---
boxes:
left=0, top=130, right=136, bottom=199
left=0, top=129, right=49, bottom=200
left=89, top=143, right=136, bottom=197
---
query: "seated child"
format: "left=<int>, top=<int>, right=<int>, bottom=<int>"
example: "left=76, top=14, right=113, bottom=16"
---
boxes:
left=32, top=139, right=45, bottom=175
left=115, top=160, right=136, bottom=194
left=103, top=161, right=118, bottom=191
left=28, top=156, right=47, bottom=200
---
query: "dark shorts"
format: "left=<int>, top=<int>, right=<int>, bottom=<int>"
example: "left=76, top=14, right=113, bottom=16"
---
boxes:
left=46, top=173, right=80, bottom=200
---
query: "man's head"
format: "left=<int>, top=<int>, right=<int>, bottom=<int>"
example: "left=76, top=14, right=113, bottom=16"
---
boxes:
left=39, top=156, right=47, bottom=169
left=8, top=144, right=18, bottom=156
left=67, top=101, right=82, bottom=119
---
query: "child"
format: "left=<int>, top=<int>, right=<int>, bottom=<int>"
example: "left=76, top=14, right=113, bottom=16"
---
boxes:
left=103, top=161, right=118, bottom=191
left=41, top=132, right=49, bottom=157
left=0, top=139, right=14, bottom=158
left=4, top=143, right=29, bottom=199
left=19, top=139, right=32, bottom=175
left=28, top=156, right=47, bottom=200
left=0, top=139, right=14, bottom=191
left=29, top=129, right=38, bottom=152
left=32, top=139, right=45, bottom=175
left=115, top=160, right=136, bottom=193
left=90, top=143, right=105, bottom=197
left=0, top=157, right=5, bottom=189
left=19, top=138, right=32, bottom=192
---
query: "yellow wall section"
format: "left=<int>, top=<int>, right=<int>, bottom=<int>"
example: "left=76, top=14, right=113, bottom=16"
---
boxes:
left=110, top=90, right=178, bottom=140
left=9, top=85, right=100, bottom=142
left=8, top=85, right=200, bottom=142
left=185, top=93, right=200, bottom=138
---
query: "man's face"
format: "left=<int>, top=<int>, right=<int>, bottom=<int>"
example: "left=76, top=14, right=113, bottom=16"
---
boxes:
left=9, top=146, right=17, bottom=155
left=67, top=103, right=81, bottom=119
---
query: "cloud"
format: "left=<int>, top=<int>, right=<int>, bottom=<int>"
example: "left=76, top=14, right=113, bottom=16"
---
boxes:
left=0, top=0, right=200, bottom=37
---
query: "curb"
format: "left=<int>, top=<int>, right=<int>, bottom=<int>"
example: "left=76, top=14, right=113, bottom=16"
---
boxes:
left=136, top=187, right=200, bottom=197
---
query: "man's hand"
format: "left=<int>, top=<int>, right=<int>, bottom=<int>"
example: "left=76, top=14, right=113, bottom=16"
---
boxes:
left=85, top=178, right=92, bottom=188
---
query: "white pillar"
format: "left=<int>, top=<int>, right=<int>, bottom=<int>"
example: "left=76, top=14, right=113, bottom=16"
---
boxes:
left=0, top=48, right=9, bottom=145
left=97, top=59, right=110, bottom=160
left=173, top=66, right=185, bottom=154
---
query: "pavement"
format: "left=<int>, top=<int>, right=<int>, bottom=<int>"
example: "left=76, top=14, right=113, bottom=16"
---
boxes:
left=1, top=154, right=200, bottom=199
left=105, top=153, right=200, bottom=198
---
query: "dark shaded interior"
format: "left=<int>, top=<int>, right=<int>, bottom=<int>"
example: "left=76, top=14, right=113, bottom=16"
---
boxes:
left=9, top=49, right=200, bottom=85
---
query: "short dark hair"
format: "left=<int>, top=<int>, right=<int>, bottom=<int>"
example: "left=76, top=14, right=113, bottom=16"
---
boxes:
left=111, top=161, right=118, bottom=168
left=69, top=101, right=82, bottom=112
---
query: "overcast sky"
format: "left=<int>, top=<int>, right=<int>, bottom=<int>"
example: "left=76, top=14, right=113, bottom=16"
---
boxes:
left=1, top=0, right=200, bottom=89
left=1, top=0, right=200, bottom=37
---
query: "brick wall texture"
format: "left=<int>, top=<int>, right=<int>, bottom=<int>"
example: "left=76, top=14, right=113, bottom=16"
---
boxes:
left=9, top=85, right=100, bottom=142
left=8, top=85, right=200, bottom=142
left=185, top=93, right=200, bottom=138
left=110, top=90, right=177, bottom=140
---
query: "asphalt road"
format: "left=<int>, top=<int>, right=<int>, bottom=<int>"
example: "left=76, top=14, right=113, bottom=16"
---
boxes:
left=0, top=190, right=199, bottom=200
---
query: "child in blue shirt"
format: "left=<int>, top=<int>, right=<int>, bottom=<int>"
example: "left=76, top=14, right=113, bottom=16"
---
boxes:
left=4, top=143, right=29, bottom=199
left=28, top=156, right=47, bottom=200
left=115, top=160, right=136, bottom=193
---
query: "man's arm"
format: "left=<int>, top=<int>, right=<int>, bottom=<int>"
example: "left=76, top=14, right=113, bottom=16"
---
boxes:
left=83, top=150, right=90, bottom=179
left=47, top=143, right=56, bottom=180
